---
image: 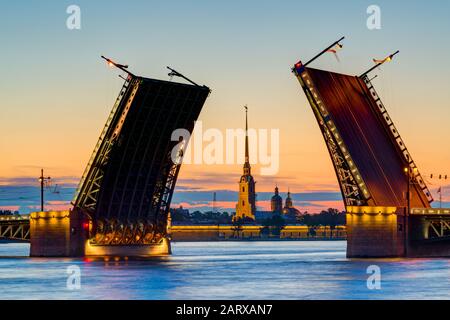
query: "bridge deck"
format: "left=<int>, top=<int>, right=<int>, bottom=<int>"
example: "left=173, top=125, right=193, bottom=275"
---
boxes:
left=411, top=208, right=450, bottom=216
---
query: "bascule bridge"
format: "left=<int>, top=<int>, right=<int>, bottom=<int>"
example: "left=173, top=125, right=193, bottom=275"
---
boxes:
left=292, top=37, right=450, bottom=257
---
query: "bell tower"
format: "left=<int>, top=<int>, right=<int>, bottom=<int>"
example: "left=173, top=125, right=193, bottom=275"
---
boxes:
left=234, top=106, right=256, bottom=221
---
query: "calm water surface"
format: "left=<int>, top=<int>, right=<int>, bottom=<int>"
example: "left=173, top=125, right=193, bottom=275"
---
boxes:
left=0, top=241, right=449, bottom=300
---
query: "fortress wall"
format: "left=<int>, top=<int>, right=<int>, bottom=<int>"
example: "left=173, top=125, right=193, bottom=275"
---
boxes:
left=29, top=210, right=86, bottom=257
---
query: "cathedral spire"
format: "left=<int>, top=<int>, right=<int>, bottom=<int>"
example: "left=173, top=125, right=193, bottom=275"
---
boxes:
left=243, top=105, right=251, bottom=175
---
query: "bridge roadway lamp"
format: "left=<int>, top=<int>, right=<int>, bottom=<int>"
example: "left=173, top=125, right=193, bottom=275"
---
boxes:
left=404, top=167, right=417, bottom=256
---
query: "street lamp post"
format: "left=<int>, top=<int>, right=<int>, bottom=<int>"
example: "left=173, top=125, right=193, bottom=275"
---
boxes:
left=38, top=169, right=51, bottom=212
left=404, top=167, right=418, bottom=256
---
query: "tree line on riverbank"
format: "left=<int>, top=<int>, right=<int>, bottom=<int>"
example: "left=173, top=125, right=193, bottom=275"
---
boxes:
left=171, top=207, right=346, bottom=228
left=0, top=210, right=19, bottom=216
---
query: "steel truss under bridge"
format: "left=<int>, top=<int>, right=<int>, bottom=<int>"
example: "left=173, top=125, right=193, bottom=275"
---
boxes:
left=292, top=63, right=432, bottom=208
left=0, top=215, right=30, bottom=241
left=73, top=75, right=138, bottom=214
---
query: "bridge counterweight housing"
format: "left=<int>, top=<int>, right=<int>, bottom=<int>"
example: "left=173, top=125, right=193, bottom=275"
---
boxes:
left=293, top=60, right=450, bottom=257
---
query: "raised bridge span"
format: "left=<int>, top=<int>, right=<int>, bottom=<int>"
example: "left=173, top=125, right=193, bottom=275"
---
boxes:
left=1, top=62, right=210, bottom=257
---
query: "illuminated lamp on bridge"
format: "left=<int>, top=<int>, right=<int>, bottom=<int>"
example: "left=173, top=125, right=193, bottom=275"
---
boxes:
left=291, top=37, right=450, bottom=258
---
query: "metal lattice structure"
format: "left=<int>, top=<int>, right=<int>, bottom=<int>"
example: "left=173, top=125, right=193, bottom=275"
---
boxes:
left=73, top=75, right=138, bottom=213
left=73, top=71, right=210, bottom=245
left=0, top=215, right=30, bottom=241
left=293, top=65, right=370, bottom=206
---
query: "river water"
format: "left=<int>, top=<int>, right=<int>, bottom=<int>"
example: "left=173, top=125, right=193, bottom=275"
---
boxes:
left=0, top=241, right=449, bottom=300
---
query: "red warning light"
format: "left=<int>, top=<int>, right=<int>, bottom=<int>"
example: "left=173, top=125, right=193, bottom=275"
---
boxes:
left=83, top=222, right=90, bottom=230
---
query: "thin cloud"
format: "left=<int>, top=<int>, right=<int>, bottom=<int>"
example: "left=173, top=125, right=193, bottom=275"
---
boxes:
left=0, top=176, right=80, bottom=187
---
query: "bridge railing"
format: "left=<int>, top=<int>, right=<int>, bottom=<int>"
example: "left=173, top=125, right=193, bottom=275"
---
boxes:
left=410, top=208, right=450, bottom=215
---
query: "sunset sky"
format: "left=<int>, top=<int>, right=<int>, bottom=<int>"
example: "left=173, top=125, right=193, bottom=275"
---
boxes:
left=1, top=1, right=450, bottom=213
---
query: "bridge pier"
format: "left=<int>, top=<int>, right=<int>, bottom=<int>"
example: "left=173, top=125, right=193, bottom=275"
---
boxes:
left=407, top=240, right=450, bottom=257
left=346, top=206, right=450, bottom=258
left=407, top=215, right=450, bottom=257
left=84, top=238, right=171, bottom=257
left=29, top=209, right=171, bottom=258
left=29, top=209, right=86, bottom=257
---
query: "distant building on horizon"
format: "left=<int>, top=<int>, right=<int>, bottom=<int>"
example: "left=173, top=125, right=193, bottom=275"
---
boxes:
left=234, top=106, right=256, bottom=221
left=270, top=186, right=283, bottom=214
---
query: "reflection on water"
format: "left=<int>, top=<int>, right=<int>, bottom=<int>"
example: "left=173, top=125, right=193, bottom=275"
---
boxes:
left=0, top=241, right=449, bottom=300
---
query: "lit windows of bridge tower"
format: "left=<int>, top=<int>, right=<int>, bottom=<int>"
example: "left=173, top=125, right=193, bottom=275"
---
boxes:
left=234, top=106, right=256, bottom=222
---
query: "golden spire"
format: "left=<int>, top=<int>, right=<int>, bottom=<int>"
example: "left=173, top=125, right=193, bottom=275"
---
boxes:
left=243, top=105, right=251, bottom=175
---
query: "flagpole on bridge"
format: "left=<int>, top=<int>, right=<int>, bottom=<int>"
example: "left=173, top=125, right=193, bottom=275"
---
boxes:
left=430, top=174, right=447, bottom=209
left=300, top=36, right=345, bottom=68
left=360, top=50, right=399, bottom=78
